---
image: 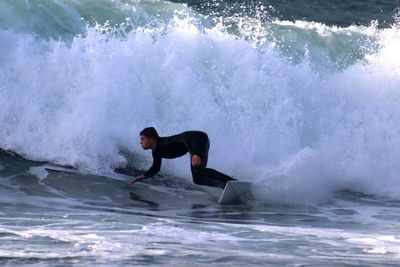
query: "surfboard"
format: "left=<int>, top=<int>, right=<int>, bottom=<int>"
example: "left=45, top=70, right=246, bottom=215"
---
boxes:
left=218, top=181, right=253, bottom=205
left=44, top=165, right=195, bottom=200
left=44, top=165, right=131, bottom=182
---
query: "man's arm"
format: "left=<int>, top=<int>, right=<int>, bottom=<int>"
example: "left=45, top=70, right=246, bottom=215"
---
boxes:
left=130, top=153, right=162, bottom=183
left=144, top=155, right=162, bottom=177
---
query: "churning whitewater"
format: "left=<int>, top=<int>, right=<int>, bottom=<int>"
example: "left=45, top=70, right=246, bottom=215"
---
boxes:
left=1, top=2, right=400, bottom=203
left=1, top=0, right=400, bottom=265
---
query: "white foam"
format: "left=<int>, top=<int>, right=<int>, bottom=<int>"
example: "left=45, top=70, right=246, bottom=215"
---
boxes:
left=0, top=16, right=400, bottom=204
left=28, top=166, right=49, bottom=180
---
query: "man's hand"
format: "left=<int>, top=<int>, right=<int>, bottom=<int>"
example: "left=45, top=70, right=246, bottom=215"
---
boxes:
left=130, top=175, right=145, bottom=184
left=191, top=154, right=202, bottom=167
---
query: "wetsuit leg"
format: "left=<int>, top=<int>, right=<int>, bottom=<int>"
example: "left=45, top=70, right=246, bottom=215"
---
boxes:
left=190, top=134, right=236, bottom=189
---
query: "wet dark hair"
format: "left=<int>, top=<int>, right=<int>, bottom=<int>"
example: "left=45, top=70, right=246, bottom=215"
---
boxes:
left=140, top=127, right=159, bottom=139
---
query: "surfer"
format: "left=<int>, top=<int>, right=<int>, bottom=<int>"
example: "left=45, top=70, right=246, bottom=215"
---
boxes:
left=130, top=127, right=237, bottom=188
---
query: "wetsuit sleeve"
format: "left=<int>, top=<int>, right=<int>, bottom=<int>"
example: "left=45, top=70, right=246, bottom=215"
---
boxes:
left=143, top=152, right=162, bottom=177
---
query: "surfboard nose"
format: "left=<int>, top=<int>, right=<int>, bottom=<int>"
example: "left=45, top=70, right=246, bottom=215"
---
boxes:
left=219, top=181, right=253, bottom=205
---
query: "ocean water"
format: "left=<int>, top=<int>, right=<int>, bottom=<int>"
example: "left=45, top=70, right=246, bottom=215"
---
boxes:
left=1, top=0, right=400, bottom=265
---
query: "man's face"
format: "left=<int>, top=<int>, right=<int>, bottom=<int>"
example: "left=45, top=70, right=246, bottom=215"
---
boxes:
left=140, top=135, right=154, bottom=150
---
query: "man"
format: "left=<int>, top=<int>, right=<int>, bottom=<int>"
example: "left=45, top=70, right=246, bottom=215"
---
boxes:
left=130, top=127, right=237, bottom=188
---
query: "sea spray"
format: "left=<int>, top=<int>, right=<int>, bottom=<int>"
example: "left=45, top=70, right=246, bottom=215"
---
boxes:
left=1, top=2, right=400, bottom=203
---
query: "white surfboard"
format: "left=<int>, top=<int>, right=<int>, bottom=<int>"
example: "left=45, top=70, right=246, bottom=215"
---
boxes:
left=218, top=181, right=253, bottom=205
left=44, top=165, right=130, bottom=182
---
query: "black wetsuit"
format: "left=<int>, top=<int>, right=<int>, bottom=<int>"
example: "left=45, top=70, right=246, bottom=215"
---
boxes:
left=144, top=131, right=236, bottom=188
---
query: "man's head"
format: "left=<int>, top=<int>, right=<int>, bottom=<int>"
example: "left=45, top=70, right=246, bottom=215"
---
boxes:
left=139, top=127, right=159, bottom=150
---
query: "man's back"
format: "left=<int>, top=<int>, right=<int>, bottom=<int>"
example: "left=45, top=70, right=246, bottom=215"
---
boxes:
left=155, top=131, right=208, bottom=159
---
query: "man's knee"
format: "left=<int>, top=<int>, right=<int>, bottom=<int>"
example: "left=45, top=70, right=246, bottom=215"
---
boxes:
left=192, top=176, right=202, bottom=185
left=191, top=171, right=213, bottom=187
left=191, top=167, right=205, bottom=184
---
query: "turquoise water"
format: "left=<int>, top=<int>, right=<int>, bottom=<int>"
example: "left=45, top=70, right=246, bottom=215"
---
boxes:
left=1, top=0, right=400, bottom=265
left=174, top=0, right=400, bottom=27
